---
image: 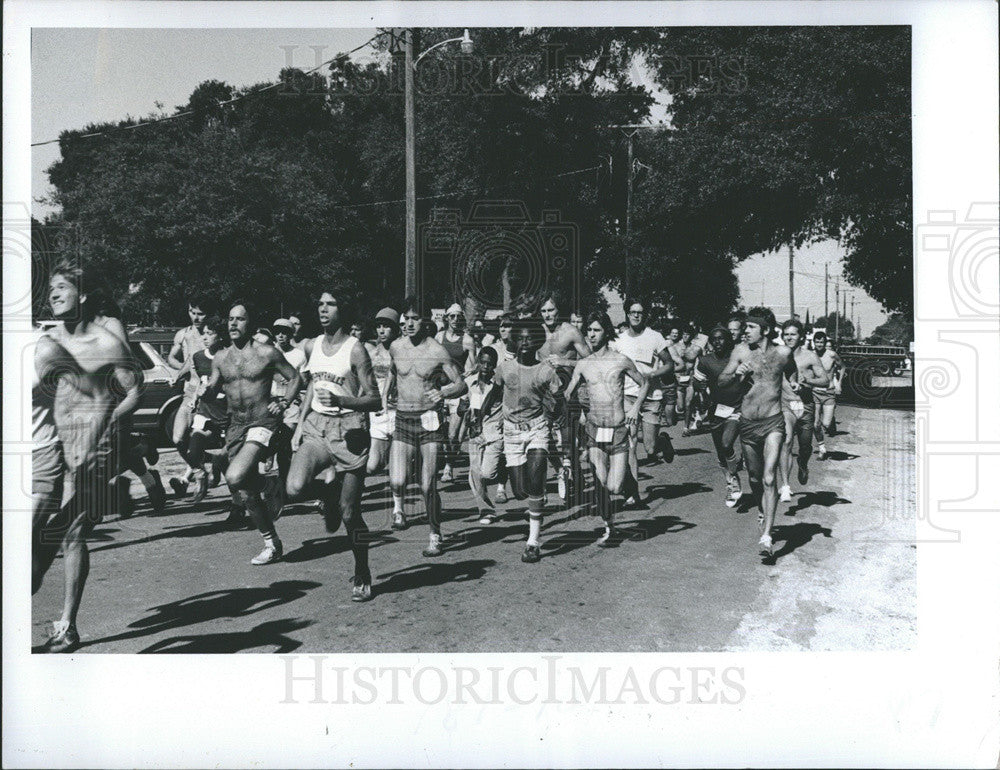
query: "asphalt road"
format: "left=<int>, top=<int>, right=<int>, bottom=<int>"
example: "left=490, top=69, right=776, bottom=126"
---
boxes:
left=31, top=404, right=916, bottom=653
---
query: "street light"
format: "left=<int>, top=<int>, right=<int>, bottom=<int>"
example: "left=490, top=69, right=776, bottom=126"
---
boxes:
left=404, top=29, right=474, bottom=298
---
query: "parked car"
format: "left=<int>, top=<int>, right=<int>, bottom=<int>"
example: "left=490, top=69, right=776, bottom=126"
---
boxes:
left=129, top=331, right=186, bottom=446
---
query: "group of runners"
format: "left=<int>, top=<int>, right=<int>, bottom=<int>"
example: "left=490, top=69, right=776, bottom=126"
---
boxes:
left=31, top=264, right=844, bottom=652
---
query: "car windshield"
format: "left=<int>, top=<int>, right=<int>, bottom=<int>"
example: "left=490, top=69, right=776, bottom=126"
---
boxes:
left=129, top=342, right=156, bottom=370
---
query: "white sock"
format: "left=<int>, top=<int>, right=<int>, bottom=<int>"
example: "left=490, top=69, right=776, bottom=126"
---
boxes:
left=264, top=533, right=280, bottom=549
left=527, top=512, right=542, bottom=547
left=181, top=467, right=193, bottom=483
left=392, top=494, right=404, bottom=513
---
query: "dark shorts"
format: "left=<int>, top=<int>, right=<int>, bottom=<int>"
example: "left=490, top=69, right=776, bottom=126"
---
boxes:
left=660, top=382, right=678, bottom=406
left=738, top=411, right=786, bottom=450
left=394, top=410, right=445, bottom=448
left=225, top=413, right=282, bottom=461
left=585, top=420, right=630, bottom=456
left=300, top=411, right=370, bottom=473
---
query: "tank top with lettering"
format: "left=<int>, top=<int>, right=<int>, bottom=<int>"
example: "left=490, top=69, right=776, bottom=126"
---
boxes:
left=307, top=334, right=358, bottom=416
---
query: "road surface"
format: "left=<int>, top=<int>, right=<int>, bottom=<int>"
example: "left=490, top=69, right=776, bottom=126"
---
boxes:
left=31, top=404, right=916, bottom=653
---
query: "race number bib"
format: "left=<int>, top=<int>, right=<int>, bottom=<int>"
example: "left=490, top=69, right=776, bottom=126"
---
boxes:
left=788, top=400, right=805, bottom=419
left=246, top=426, right=274, bottom=446
left=469, top=388, right=485, bottom=410
left=420, top=410, right=440, bottom=431
left=596, top=426, right=614, bottom=443
left=714, top=404, right=735, bottom=419
left=192, top=414, right=209, bottom=432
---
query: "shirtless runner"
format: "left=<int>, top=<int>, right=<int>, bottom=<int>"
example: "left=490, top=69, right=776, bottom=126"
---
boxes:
left=811, top=331, right=844, bottom=460
left=537, top=293, right=590, bottom=503
left=204, top=300, right=301, bottom=564
left=34, top=264, right=141, bottom=652
left=777, top=319, right=830, bottom=501
left=386, top=297, right=467, bottom=557
left=365, top=307, right=400, bottom=475
left=565, top=312, right=649, bottom=546
left=718, top=307, right=798, bottom=559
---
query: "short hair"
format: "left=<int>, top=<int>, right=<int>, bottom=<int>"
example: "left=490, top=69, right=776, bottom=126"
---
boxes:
left=315, top=289, right=359, bottom=333
left=188, top=292, right=214, bottom=314
left=812, top=330, right=828, bottom=341
left=745, top=306, right=776, bottom=335
left=781, top=319, right=805, bottom=335
left=421, top=319, right=438, bottom=338
left=201, top=314, right=227, bottom=339
left=400, top=295, right=424, bottom=318
left=228, top=298, right=255, bottom=324
left=665, top=318, right=683, bottom=333
left=586, top=311, right=616, bottom=343
left=49, top=260, right=96, bottom=322
left=623, top=296, right=646, bottom=313
left=510, top=319, right=546, bottom=349
left=477, top=346, right=499, bottom=366
left=683, top=324, right=697, bottom=337
left=539, top=290, right=563, bottom=310
left=709, top=326, right=732, bottom=341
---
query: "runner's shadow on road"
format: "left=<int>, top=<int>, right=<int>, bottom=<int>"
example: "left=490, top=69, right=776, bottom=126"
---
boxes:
left=374, top=559, right=496, bottom=595
left=764, top=522, right=832, bottom=563
left=89, top=518, right=248, bottom=554
left=443, top=523, right=526, bottom=553
left=785, top=490, right=851, bottom=517
left=645, top=482, right=712, bottom=504
left=616, top=514, right=696, bottom=543
left=674, top=448, right=709, bottom=456
left=138, top=617, right=313, bottom=654
left=824, top=450, right=860, bottom=462
left=70, top=580, right=321, bottom=651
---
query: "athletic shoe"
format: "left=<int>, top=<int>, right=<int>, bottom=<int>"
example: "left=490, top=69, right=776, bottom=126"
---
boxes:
left=422, top=534, right=443, bottom=558
left=351, top=574, right=373, bottom=603
left=322, top=497, right=343, bottom=534
left=596, top=526, right=616, bottom=548
left=681, top=427, right=693, bottom=438
left=191, top=470, right=210, bottom=504
left=168, top=476, right=188, bottom=498
left=391, top=511, right=407, bottom=531
left=478, top=512, right=496, bottom=525
left=817, top=444, right=827, bottom=461
left=725, top=476, right=742, bottom=508
left=797, top=462, right=809, bottom=485
left=779, top=485, right=792, bottom=503
left=521, top=544, right=541, bottom=563
left=148, top=469, right=167, bottom=514
left=440, top=465, right=453, bottom=484
left=758, top=534, right=774, bottom=559
left=40, top=620, right=80, bottom=653
left=494, top=485, right=508, bottom=504
left=251, top=540, right=283, bottom=565
left=656, top=432, right=675, bottom=463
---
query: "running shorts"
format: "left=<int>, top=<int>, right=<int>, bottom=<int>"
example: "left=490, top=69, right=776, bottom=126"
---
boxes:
left=226, top=413, right=282, bottom=461
left=33, top=441, right=65, bottom=497
left=369, top=409, right=396, bottom=442
left=624, top=394, right=663, bottom=425
left=813, top=390, right=837, bottom=408
left=737, top=411, right=786, bottom=450
left=660, top=382, right=678, bottom=406
left=394, top=409, right=445, bottom=447
left=503, top=414, right=550, bottom=467
left=584, top=420, right=629, bottom=456
left=300, top=410, right=370, bottom=473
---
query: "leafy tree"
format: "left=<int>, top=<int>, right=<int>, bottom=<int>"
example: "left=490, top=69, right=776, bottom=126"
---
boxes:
left=813, top=312, right=855, bottom=343
left=866, top=312, right=912, bottom=346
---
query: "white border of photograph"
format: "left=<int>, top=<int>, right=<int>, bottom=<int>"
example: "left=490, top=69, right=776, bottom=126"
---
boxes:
left=4, top=1, right=999, bottom=767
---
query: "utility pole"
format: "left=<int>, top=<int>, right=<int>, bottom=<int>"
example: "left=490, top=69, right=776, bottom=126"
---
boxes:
left=625, top=130, right=635, bottom=294
left=851, top=296, right=857, bottom=341
left=404, top=28, right=417, bottom=299
left=788, top=244, right=795, bottom=318
left=834, top=280, right=840, bottom=345
left=824, top=263, right=829, bottom=320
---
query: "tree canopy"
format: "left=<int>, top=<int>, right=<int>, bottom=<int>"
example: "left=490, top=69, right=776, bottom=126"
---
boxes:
left=38, top=27, right=911, bottom=327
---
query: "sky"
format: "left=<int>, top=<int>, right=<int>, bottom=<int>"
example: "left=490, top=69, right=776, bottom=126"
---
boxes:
left=31, top=28, right=890, bottom=335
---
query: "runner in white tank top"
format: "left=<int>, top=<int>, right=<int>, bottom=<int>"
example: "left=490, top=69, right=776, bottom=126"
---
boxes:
left=306, top=334, right=361, bottom=416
